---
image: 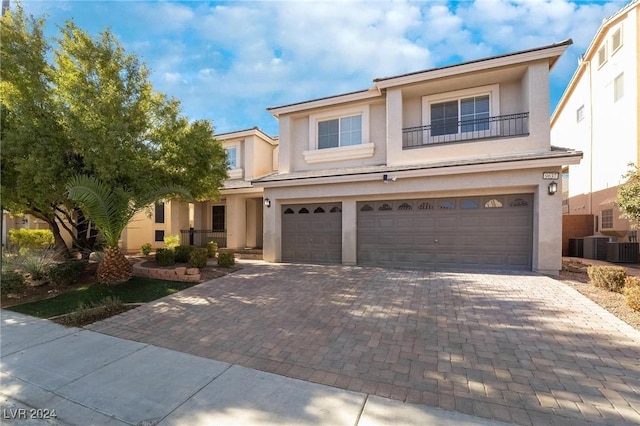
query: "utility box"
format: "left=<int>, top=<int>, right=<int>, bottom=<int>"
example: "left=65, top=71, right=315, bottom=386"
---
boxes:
left=568, top=238, right=584, bottom=257
left=583, top=236, right=610, bottom=260
left=606, top=242, right=640, bottom=263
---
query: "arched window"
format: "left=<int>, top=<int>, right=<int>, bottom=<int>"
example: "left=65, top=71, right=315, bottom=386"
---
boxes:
left=418, top=202, right=434, bottom=210
left=299, top=207, right=309, bottom=214
left=360, top=205, right=373, bottom=212
left=330, top=206, right=342, bottom=213
left=378, top=203, right=393, bottom=211
left=284, top=208, right=294, bottom=215
left=439, top=200, right=455, bottom=209
left=461, top=200, right=479, bottom=209
left=314, top=207, right=325, bottom=213
left=398, top=203, right=412, bottom=211
left=509, top=198, right=528, bottom=207
left=484, top=199, right=503, bottom=208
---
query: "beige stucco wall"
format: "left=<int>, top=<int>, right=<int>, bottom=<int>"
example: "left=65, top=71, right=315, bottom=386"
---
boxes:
left=120, top=200, right=189, bottom=253
left=262, top=165, right=564, bottom=274
left=552, top=8, right=638, bottom=235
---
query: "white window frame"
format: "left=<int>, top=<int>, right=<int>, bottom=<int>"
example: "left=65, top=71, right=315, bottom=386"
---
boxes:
left=614, top=73, right=624, bottom=102
left=597, top=45, right=607, bottom=68
left=602, top=209, right=613, bottom=229
left=225, top=144, right=243, bottom=179
left=304, top=105, right=374, bottom=164
left=611, top=25, right=623, bottom=55
left=421, top=84, right=500, bottom=143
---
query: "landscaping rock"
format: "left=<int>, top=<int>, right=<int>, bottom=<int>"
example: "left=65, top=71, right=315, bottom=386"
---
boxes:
left=175, top=267, right=187, bottom=276
left=186, top=268, right=200, bottom=275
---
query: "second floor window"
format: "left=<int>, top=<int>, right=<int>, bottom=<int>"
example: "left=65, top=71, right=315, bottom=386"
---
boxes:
left=431, top=95, right=489, bottom=136
left=318, top=115, right=362, bottom=149
left=226, top=147, right=237, bottom=170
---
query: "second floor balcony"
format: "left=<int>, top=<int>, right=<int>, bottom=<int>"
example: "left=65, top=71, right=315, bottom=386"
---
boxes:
left=402, top=112, right=529, bottom=149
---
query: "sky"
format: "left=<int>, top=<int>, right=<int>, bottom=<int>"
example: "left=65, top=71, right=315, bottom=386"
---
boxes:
left=17, top=0, right=630, bottom=137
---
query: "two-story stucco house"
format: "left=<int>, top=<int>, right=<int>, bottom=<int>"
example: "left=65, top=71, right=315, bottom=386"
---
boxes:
left=120, top=127, right=278, bottom=253
left=255, top=40, right=582, bottom=274
left=552, top=0, right=639, bottom=241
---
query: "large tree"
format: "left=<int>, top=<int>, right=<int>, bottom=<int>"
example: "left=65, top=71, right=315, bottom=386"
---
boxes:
left=1, top=5, right=227, bottom=257
left=618, top=163, right=640, bottom=229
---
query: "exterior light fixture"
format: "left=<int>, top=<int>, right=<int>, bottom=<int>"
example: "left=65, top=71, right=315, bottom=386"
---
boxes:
left=548, top=181, right=558, bottom=195
left=383, top=174, right=397, bottom=183
left=264, top=198, right=271, bottom=208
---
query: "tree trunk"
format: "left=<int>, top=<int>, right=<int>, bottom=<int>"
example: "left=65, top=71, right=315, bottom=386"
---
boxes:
left=97, top=246, right=133, bottom=285
left=42, top=216, right=72, bottom=259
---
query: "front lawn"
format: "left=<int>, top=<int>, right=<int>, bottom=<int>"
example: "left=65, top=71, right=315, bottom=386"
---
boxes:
left=7, top=277, right=196, bottom=319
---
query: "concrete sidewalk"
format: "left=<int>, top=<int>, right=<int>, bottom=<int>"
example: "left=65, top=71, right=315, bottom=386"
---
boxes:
left=0, top=310, right=507, bottom=426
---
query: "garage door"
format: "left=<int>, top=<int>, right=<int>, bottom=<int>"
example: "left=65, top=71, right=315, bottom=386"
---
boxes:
left=358, top=194, right=533, bottom=270
left=282, top=203, right=342, bottom=264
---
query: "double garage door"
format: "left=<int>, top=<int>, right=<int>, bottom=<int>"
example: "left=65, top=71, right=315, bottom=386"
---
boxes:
left=282, top=194, right=533, bottom=270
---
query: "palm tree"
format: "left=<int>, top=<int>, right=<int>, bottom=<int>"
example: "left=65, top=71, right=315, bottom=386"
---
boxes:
left=67, top=175, right=186, bottom=285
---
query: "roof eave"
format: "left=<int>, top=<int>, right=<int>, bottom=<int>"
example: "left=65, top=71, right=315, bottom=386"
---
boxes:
left=374, top=39, right=573, bottom=89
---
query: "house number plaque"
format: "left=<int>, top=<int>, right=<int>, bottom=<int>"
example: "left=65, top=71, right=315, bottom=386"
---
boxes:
left=542, top=172, right=559, bottom=180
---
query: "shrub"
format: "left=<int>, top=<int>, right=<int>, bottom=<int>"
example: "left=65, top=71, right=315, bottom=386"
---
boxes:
left=20, top=249, right=55, bottom=280
left=1, top=270, right=26, bottom=294
left=175, top=245, right=195, bottom=263
left=624, top=277, right=640, bottom=312
left=587, top=265, right=627, bottom=292
left=205, top=241, right=218, bottom=258
left=217, top=252, right=235, bottom=268
left=155, top=248, right=175, bottom=266
left=9, top=228, right=55, bottom=250
left=48, top=261, right=86, bottom=287
left=189, top=248, right=208, bottom=268
left=164, top=234, right=180, bottom=250
left=140, top=243, right=152, bottom=256
left=62, top=296, right=124, bottom=326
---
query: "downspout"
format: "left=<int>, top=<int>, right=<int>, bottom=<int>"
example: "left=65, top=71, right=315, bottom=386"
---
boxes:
left=587, top=59, right=594, bottom=218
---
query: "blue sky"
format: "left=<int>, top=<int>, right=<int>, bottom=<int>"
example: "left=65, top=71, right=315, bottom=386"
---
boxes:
left=19, top=0, right=628, bottom=136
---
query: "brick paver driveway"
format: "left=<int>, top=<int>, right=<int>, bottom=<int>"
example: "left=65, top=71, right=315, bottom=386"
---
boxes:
left=88, top=263, right=640, bottom=425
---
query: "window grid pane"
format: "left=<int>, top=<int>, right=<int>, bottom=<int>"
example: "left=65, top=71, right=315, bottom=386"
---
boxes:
left=614, top=73, right=624, bottom=102
left=460, top=96, right=490, bottom=132
left=319, top=115, right=362, bottom=149
left=431, top=101, right=458, bottom=136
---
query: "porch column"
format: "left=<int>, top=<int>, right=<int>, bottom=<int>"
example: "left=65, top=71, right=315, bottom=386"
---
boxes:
left=226, top=195, right=247, bottom=250
left=246, top=198, right=258, bottom=248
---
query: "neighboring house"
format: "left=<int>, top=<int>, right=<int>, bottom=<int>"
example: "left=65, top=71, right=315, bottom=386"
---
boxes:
left=552, top=0, right=639, bottom=242
left=255, top=40, right=582, bottom=274
left=119, top=127, right=278, bottom=253
left=1, top=211, right=51, bottom=247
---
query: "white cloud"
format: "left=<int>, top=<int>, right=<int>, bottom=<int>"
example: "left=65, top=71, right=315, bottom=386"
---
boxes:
left=30, top=0, right=626, bottom=135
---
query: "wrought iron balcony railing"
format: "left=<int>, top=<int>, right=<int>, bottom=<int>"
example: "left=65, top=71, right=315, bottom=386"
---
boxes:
left=402, top=112, right=529, bottom=149
left=180, top=229, right=227, bottom=247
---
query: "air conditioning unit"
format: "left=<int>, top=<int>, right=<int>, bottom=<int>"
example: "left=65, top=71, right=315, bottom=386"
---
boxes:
left=606, top=242, right=640, bottom=263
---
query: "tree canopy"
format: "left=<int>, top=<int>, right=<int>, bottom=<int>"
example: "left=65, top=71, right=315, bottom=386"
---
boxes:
left=618, top=163, right=640, bottom=229
left=1, top=4, right=228, bottom=256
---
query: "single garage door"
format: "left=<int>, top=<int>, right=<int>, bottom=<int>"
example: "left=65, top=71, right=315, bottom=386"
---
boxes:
left=282, top=203, right=342, bottom=264
left=358, top=194, right=533, bottom=270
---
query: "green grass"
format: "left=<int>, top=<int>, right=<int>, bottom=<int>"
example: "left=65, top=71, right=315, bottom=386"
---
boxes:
left=7, top=277, right=196, bottom=319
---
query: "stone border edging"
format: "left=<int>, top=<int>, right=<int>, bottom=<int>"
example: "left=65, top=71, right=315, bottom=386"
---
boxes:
left=132, top=261, right=201, bottom=282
